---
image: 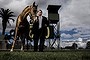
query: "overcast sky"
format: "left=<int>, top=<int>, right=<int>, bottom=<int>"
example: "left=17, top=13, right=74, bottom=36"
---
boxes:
left=0, top=0, right=90, bottom=40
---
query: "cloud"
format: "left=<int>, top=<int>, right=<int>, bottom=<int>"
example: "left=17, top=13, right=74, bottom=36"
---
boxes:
left=0, top=0, right=90, bottom=41
left=60, top=0, right=90, bottom=40
left=4, top=0, right=27, bottom=16
left=61, top=0, right=90, bottom=29
left=61, top=33, right=72, bottom=39
left=72, top=33, right=80, bottom=39
left=61, top=32, right=80, bottom=40
left=0, top=0, right=13, bottom=8
left=60, top=26, right=90, bottom=40
left=0, top=0, right=67, bottom=32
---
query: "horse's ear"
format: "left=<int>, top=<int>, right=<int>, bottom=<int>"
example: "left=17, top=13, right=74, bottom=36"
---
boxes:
left=37, top=5, right=38, bottom=7
left=33, top=2, right=35, bottom=6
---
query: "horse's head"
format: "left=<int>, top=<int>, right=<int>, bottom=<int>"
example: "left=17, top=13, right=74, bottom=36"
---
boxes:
left=30, top=2, right=38, bottom=16
left=21, top=2, right=38, bottom=21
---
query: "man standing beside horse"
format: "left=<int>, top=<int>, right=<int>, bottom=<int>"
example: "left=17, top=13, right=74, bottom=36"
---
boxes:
left=32, top=10, right=49, bottom=52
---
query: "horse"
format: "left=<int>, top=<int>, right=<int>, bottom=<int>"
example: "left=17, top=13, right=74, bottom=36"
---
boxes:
left=10, top=2, right=38, bottom=52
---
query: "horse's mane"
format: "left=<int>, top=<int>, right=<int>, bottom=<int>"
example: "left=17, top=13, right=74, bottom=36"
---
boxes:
left=21, top=6, right=30, bottom=16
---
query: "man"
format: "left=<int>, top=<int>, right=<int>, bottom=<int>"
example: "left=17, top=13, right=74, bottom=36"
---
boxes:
left=32, top=10, right=49, bottom=52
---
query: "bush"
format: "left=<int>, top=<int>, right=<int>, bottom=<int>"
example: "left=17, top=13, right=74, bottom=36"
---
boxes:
left=86, top=41, right=90, bottom=49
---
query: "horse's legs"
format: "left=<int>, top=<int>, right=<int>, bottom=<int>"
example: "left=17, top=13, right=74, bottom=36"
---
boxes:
left=10, top=27, right=18, bottom=52
left=10, top=40, right=15, bottom=52
left=10, top=37, right=16, bottom=52
left=21, top=45, right=24, bottom=51
left=20, top=34, right=25, bottom=51
left=26, top=39, right=29, bottom=50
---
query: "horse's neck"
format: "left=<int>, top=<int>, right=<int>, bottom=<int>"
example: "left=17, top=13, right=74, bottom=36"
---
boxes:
left=22, top=6, right=30, bottom=15
left=21, top=10, right=31, bottom=20
left=16, top=6, right=31, bottom=27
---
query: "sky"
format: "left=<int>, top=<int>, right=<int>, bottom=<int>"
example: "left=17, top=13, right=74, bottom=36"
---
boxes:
left=0, top=0, right=90, bottom=41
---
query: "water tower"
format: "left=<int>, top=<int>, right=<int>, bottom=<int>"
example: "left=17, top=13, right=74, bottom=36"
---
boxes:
left=47, top=5, right=61, bottom=49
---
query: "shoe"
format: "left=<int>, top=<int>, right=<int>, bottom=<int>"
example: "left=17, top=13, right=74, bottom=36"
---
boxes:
left=33, top=50, right=38, bottom=52
left=39, top=50, right=43, bottom=52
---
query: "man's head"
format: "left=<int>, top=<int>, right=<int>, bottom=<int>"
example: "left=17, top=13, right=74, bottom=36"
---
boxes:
left=37, top=10, right=42, bottom=16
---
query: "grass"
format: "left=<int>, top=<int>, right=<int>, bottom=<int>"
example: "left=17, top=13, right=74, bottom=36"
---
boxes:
left=0, top=50, right=90, bottom=60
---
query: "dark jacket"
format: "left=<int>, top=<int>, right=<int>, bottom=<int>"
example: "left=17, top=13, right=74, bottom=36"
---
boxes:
left=32, top=16, right=49, bottom=36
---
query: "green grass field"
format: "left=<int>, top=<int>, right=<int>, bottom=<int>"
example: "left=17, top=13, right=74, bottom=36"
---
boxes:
left=0, top=50, right=90, bottom=60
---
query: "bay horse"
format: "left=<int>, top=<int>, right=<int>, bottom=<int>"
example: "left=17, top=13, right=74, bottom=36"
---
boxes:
left=10, top=2, right=38, bottom=52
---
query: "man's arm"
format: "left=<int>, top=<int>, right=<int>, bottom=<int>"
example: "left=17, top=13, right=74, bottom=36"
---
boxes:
left=44, top=17, right=50, bottom=38
left=44, top=16, right=49, bottom=27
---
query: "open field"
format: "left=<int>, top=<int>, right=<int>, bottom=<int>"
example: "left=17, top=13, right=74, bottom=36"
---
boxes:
left=0, top=49, right=90, bottom=60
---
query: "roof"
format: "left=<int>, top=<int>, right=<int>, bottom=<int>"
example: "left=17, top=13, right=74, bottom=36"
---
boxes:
left=47, top=5, right=61, bottom=13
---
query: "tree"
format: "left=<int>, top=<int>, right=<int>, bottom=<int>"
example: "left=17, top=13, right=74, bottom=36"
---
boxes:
left=0, top=8, right=15, bottom=35
left=72, top=43, right=78, bottom=49
left=86, top=41, right=90, bottom=49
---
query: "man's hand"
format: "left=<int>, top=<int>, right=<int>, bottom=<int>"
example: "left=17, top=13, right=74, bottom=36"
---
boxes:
left=34, top=16, right=38, bottom=22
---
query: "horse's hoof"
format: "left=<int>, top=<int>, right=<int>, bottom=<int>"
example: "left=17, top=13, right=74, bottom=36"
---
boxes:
left=21, top=48, right=23, bottom=51
left=10, top=49, right=13, bottom=52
